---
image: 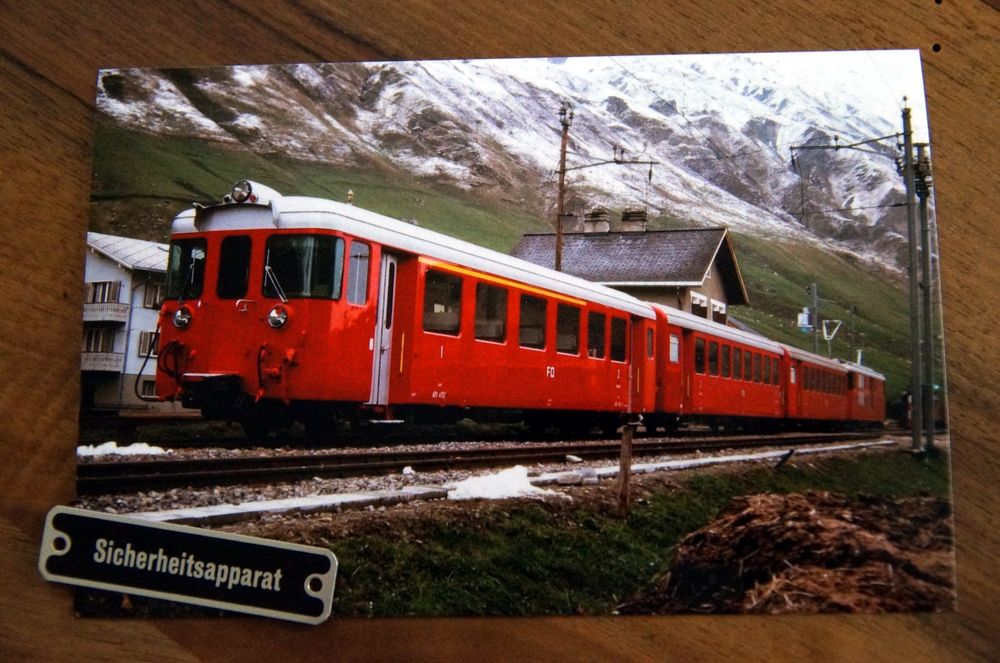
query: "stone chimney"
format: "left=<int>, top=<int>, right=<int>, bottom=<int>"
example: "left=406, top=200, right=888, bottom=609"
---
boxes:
left=621, top=209, right=648, bottom=232
left=558, top=212, right=580, bottom=233
left=583, top=207, right=611, bottom=233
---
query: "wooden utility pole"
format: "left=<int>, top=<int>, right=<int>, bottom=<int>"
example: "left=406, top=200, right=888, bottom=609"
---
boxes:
left=901, top=105, right=923, bottom=452
left=915, top=143, right=935, bottom=452
left=556, top=101, right=573, bottom=272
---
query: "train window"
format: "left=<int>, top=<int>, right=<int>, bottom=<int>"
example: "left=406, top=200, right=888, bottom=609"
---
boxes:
left=423, top=269, right=463, bottom=335
left=383, top=262, right=395, bottom=328
left=519, top=295, right=547, bottom=349
left=346, top=242, right=370, bottom=305
left=708, top=341, right=719, bottom=376
left=646, top=328, right=655, bottom=359
left=669, top=334, right=680, bottom=363
left=789, top=366, right=796, bottom=385
left=264, top=235, right=344, bottom=299
left=474, top=283, right=507, bottom=342
left=753, top=354, right=762, bottom=383
left=772, top=358, right=780, bottom=385
left=556, top=304, right=580, bottom=355
left=847, top=373, right=855, bottom=389
left=166, top=238, right=206, bottom=300
left=733, top=348, right=743, bottom=379
left=763, top=355, right=771, bottom=384
left=721, top=345, right=731, bottom=378
left=610, top=318, right=627, bottom=362
left=694, top=338, right=706, bottom=374
left=217, top=236, right=251, bottom=299
left=744, top=351, right=752, bottom=382
left=587, top=312, right=606, bottom=358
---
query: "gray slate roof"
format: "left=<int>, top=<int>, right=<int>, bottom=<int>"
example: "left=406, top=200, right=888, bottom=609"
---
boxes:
left=87, top=232, right=169, bottom=273
left=511, top=228, right=749, bottom=305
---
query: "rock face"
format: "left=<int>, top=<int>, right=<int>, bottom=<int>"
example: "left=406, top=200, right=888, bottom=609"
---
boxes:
left=97, top=54, right=926, bottom=268
left=616, top=491, right=955, bottom=614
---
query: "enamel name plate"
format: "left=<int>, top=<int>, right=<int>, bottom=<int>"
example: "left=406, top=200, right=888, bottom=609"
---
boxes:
left=39, top=506, right=337, bottom=624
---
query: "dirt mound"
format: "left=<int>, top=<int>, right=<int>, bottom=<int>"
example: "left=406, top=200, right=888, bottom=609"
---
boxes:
left=617, top=491, right=954, bottom=615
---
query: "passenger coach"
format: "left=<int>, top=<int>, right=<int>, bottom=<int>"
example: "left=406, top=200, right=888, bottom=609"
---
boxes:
left=155, top=181, right=656, bottom=437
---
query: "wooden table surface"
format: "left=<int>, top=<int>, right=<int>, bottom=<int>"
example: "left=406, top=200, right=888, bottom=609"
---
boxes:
left=1, top=1, right=997, bottom=660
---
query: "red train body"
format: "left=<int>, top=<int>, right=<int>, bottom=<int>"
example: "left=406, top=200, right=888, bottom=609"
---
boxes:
left=155, top=182, right=886, bottom=437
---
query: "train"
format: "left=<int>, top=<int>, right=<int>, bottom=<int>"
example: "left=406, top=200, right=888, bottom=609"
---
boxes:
left=153, top=180, right=885, bottom=439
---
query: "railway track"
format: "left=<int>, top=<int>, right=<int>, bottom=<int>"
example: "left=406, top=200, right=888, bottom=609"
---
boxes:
left=76, top=431, right=892, bottom=495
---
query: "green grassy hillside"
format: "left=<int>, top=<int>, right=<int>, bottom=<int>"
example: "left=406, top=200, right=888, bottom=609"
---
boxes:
left=89, top=122, right=912, bottom=398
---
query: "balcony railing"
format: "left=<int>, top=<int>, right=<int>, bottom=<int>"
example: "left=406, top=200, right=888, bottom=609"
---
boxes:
left=81, top=352, right=124, bottom=372
left=83, top=302, right=129, bottom=323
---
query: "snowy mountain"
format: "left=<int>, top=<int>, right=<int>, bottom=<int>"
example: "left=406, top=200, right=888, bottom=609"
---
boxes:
left=95, top=53, right=927, bottom=268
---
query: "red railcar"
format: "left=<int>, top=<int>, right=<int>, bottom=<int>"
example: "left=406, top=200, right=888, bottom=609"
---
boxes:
left=154, top=181, right=885, bottom=438
left=844, top=362, right=886, bottom=426
left=648, top=305, right=785, bottom=431
left=156, top=181, right=655, bottom=437
left=783, top=346, right=850, bottom=425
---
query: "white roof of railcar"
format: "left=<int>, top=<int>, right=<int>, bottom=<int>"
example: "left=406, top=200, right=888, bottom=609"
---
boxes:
left=836, top=359, right=885, bottom=380
left=172, top=187, right=655, bottom=319
left=652, top=304, right=784, bottom=354
left=783, top=345, right=850, bottom=373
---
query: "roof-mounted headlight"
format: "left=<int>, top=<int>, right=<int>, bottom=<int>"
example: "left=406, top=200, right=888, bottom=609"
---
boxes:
left=231, top=180, right=253, bottom=203
left=173, top=306, right=193, bottom=329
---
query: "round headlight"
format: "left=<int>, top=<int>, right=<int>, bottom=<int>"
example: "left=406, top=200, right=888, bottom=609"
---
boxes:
left=173, top=306, right=192, bottom=329
left=267, top=305, right=289, bottom=329
left=231, top=180, right=252, bottom=203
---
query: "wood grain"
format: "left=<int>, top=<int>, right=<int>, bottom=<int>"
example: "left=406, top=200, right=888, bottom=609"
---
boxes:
left=1, top=1, right=996, bottom=660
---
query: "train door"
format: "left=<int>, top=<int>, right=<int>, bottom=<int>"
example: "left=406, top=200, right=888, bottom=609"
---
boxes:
left=368, top=253, right=398, bottom=405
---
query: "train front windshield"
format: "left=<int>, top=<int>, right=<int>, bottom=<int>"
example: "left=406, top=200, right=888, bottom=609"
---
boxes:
left=264, top=235, right=345, bottom=299
left=165, top=238, right=207, bottom=300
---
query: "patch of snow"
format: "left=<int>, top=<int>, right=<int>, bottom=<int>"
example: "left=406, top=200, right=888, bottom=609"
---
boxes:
left=447, top=465, right=567, bottom=501
left=230, top=113, right=264, bottom=130
left=77, top=441, right=169, bottom=457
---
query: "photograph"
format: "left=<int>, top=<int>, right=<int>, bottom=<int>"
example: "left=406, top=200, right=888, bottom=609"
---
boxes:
left=73, top=51, right=954, bottom=618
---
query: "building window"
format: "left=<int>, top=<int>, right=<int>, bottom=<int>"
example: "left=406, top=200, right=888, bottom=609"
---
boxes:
left=86, top=281, right=121, bottom=304
left=556, top=304, right=580, bottom=355
left=346, top=242, right=370, bottom=305
left=518, top=294, right=546, bottom=349
left=143, top=281, right=165, bottom=308
left=83, top=327, right=115, bottom=353
left=140, top=380, right=157, bottom=397
left=711, top=300, right=727, bottom=324
left=474, top=282, right=507, bottom=342
left=691, top=292, right=708, bottom=319
left=669, top=334, right=680, bottom=364
left=587, top=312, right=606, bottom=358
left=137, top=330, right=158, bottom=358
left=610, top=317, right=627, bottom=362
left=217, top=235, right=252, bottom=299
left=423, top=270, right=462, bottom=335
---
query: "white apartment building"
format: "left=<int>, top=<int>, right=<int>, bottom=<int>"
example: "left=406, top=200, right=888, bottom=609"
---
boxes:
left=81, top=232, right=170, bottom=410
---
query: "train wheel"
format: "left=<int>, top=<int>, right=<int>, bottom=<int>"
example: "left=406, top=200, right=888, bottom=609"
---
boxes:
left=240, top=415, right=272, bottom=441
